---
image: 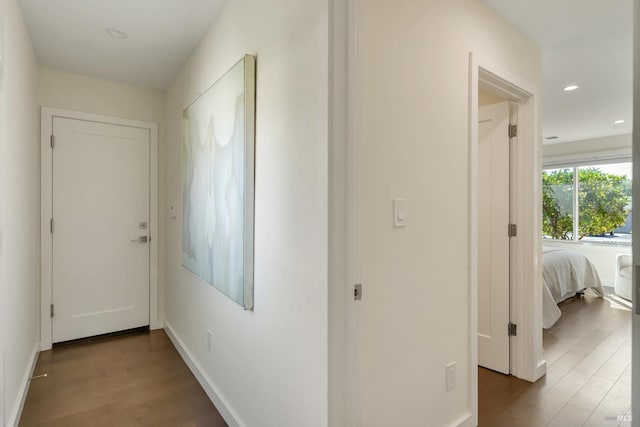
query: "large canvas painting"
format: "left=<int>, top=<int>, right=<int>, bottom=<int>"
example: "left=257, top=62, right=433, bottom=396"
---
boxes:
left=182, top=55, right=256, bottom=310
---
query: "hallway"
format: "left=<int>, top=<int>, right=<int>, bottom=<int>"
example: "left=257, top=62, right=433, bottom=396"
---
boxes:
left=19, top=330, right=226, bottom=426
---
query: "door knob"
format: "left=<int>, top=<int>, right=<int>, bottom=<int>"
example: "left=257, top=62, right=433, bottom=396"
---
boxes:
left=130, top=236, right=149, bottom=243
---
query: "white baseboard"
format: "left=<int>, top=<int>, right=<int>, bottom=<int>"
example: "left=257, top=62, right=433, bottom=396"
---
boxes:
left=164, top=322, right=244, bottom=427
left=535, top=359, right=547, bottom=381
left=7, top=341, right=39, bottom=427
left=150, top=319, right=164, bottom=331
left=450, top=412, right=474, bottom=427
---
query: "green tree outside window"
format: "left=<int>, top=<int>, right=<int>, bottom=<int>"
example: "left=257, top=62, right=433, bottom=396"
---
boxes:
left=542, top=168, right=631, bottom=240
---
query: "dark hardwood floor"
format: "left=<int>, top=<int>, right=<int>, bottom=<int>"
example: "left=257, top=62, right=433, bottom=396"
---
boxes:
left=19, top=329, right=227, bottom=427
left=479, top=291, right=632, bottom=427
left=18, top=292, right=632, bottom=426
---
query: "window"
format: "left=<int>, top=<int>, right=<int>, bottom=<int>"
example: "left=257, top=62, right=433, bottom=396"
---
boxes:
left=542, top=162, right=632, bottom=244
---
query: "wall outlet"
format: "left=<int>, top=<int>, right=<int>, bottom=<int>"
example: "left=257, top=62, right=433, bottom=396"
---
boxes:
left=207, top=330, right=212, bottom=352
left=446, top=361, right=456, bottom=391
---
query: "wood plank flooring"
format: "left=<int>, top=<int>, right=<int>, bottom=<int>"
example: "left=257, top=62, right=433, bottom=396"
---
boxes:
left=479, top=291, right=632, bottom=427
left=17, top=292, right=632, bottom=427
left=19, top=329, right=227, bottom=427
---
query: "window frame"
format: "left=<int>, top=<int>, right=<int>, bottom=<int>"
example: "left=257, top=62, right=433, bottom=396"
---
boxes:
left=542, top=157, right=632, bottom=245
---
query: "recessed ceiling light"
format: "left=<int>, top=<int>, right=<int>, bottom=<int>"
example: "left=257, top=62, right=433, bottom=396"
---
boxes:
left=614, top=119, right=625, bottom=124
left=106, top=28, right=128, bottom=39
left=563, top=85, right=579, bottom=92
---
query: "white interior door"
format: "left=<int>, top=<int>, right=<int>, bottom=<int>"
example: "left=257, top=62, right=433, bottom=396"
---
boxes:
left=52, top=117, right=150, bottom=343
left=477, top=101, right=511, bottom=374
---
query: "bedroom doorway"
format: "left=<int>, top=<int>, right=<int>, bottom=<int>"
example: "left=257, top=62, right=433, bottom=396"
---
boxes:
left=470, top=56, right=542, bottom=426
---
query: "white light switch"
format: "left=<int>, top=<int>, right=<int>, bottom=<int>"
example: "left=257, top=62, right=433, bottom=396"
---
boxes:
left=446, top=361, right=456, bottom=391
left=393, top=198, right=407, bottom=227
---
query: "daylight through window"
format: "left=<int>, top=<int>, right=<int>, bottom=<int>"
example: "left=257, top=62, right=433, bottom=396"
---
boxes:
left=542, top=162, right=632, bottom=244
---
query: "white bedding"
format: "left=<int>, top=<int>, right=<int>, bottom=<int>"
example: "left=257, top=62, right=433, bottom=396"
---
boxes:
left=542, top=246, right=603, bottom=328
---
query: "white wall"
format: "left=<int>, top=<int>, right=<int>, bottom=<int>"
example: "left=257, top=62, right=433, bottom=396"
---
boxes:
left=164, top=0, right=328, bottom=426
left=543, top=133, right=632, bottom=167
left=39, top=67, right=166, bottom=124
left=355, top=1, right=541, bottom=426
left=0, top=0, right=39, bottom=425
left=0, top=3, right=6, bottom=422
left=631, top=0, right=639, bottom=418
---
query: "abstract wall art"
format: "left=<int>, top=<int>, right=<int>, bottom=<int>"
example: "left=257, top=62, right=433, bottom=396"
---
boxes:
left=182, top=54, right=256, bottom=310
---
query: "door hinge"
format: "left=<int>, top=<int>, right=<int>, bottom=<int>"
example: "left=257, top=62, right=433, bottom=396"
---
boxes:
left=354, top=284, right=363, bottom=301
left=50, top=134, right=55, bottom=148
left=508, top=223, right=517, bottom=237
left=508, top=322, right=517, bottom=336
left=508, top=124, right=517, bottom=139
left=50, top=304, right=55, bottom=318
left=50, top=218, right=54, bottom=234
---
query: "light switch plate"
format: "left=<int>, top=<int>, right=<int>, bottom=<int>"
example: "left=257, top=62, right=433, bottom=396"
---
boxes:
left=446, top=361, right=456, bottom=391
left=393, top=198, right=407, bottom=227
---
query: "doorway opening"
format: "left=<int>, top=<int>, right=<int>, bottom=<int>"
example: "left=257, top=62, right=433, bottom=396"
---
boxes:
left=40, top=107, right=161, bottom=350
left=469, top=54, right=543, bottom=426
left=471, top=57, right=633, bottom=426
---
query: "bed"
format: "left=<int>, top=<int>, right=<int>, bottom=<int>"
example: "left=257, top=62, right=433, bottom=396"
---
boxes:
left=542, top=246, right=604, bottom=328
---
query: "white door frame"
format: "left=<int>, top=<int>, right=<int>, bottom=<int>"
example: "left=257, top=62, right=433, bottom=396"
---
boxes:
left=328, top=0, right=364, bottom=424
left=468, top=53, right=545, bottom=425
left=632, top=0, right=640, bottom=422
left=40, top=107, right=160, bottom=351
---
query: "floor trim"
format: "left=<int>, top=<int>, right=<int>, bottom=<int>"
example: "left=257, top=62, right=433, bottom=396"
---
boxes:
left=164, top=322, right=243, bottom=427
left=7, top=341, right=39, bottom=427
left=450, top=412, right=474, bottom=427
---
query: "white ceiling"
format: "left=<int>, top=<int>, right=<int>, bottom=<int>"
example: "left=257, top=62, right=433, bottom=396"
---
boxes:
left=18, top=0, right=634, bottom=141
left=19, top=0, right=229, bottom=90
left=481, top=0, right=633, bottom=144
